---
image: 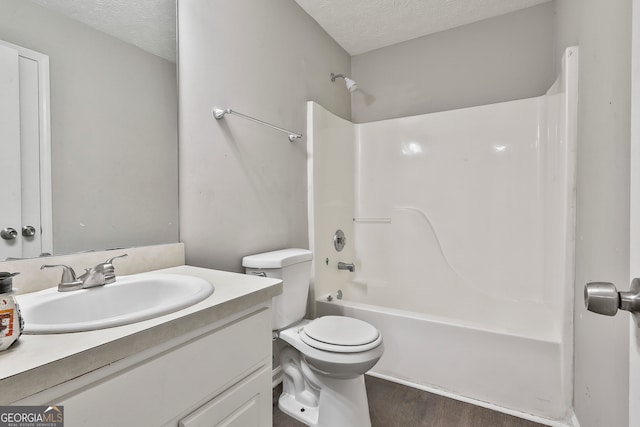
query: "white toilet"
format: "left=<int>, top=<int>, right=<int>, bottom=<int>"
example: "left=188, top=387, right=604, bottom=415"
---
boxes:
left=243, top=248, right=384, bottom=427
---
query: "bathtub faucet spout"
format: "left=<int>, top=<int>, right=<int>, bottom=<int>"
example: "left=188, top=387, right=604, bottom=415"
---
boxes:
left=338, top=262, right=355, bottom=272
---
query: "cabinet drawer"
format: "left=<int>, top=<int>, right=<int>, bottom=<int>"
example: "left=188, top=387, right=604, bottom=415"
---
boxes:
left=179, top=365, right=271, bottom=427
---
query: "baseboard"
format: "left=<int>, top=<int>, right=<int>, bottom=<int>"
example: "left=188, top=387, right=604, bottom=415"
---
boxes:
left=272, top=366, right=283, bottom=389
left=367, top=371, right=573, bottom=427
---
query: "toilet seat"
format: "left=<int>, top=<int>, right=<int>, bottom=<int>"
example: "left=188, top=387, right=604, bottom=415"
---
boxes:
left=279, top=318, right=385, bottom=379
left=300, top=316, right=382, bottom=353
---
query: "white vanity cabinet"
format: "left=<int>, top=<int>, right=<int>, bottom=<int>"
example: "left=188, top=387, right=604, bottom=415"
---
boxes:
left=16, top=305, right=273, bottom=427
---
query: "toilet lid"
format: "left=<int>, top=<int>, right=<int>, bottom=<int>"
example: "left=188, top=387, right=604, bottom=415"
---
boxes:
left=300, top=316, right=381, bottom=353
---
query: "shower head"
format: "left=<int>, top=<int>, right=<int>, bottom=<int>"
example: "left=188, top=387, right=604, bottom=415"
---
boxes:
left=331, top=73, right=358, bottom=92
left=344, top=77, right=358, bottom=92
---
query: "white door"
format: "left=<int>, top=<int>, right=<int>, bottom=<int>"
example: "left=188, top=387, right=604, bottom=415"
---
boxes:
left=0, top=43, right=23, bottom=259
left=18, top=52, right=45, bottom=258
left=0, top=40, right=52, bottom=260
left=630, top=0, right=640, bottom=424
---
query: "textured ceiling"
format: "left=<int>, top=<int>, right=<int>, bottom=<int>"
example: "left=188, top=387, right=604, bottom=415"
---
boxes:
left=31, top=0, right=176, bottom=62
left=294, top=0, right=553, bottom=55
left=30, top=0, right=552, bottom=62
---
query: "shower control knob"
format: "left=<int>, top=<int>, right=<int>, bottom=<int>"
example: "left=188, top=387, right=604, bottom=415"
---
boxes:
left=584, top=279, right=640, bottom=327
left=334, top=229, right=346, bottom=252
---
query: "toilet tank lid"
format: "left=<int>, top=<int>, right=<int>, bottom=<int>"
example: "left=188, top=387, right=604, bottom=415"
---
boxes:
left=242, top=248, right=313, bottom=268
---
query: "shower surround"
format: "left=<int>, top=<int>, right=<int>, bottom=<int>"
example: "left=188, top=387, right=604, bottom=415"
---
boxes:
left=308, top=47, right=578, bottom=423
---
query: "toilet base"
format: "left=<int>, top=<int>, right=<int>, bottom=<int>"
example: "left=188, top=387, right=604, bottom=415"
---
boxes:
left=279, top=346, right=372, bottom=427
left=279, top=393, right=320, bottom=426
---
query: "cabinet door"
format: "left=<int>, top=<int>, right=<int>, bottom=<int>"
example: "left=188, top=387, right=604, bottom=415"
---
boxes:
left=56, top=308, right=272, bottom=426
left=179, top=365, right=271, bottom=427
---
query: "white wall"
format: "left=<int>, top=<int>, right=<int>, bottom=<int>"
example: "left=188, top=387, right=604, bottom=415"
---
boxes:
left=555, top=1, right=632, bottom=426
left=178, top=0, right=351, bottom=272
left=553, top=1, right=579, bottom=72
left=350, top=2, right=556, bottom=123
left=0, top=0, right=179, bottom=255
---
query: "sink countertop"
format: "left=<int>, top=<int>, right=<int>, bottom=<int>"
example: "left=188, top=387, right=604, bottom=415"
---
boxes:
left=0, top=265, right=282, bottom=404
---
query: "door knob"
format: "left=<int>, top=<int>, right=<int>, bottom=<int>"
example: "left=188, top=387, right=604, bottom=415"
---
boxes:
left=1, top=228, right=18, bottom=240
left=21, top=225, right=36, bottom=237
left=584, top=278, right=640, bottom=327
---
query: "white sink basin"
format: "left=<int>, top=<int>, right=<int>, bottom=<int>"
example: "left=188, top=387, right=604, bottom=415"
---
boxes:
left=17, top=274, right=214, bottom=334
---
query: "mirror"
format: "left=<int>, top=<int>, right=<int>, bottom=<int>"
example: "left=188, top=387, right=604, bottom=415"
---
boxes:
left=0, top=0, right=178, bottom=259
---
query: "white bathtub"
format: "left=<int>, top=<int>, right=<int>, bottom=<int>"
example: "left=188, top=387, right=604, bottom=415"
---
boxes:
left=316, top=295, right=570, bottom=423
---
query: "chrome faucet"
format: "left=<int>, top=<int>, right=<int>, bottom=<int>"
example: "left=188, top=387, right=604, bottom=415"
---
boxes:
left=41, top=264, right=83, bottom=292
left=42, top=254, right=128, bottom=292
left=78, top=254, right=128, bottom=288
left=337, top=262, right=355, bottom=272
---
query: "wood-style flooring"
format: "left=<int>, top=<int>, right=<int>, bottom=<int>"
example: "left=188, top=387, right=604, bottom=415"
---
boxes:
left=273, top=375, right=545, bottom=427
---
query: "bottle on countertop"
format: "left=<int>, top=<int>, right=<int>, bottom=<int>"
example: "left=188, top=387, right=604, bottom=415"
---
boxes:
left=0, top=272, right=24, bottom=351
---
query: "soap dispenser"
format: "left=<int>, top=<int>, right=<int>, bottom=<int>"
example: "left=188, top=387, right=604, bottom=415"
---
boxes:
left=0, top=272, right=24, bottom=351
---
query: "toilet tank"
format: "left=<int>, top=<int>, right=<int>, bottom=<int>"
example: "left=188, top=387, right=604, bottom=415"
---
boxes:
left=242, top=248, right=313, bottom=330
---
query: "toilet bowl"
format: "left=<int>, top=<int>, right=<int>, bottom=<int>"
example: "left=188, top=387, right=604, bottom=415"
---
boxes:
left=242, top=248, right=384, bottom=427
left=278, top=317, right=383, bottom=426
